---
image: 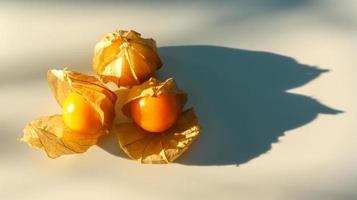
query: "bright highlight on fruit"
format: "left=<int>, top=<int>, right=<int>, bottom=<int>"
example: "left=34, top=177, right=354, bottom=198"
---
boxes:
left=22, top=69, right=116, bottom=158
left=63, top=92, right=102, bottom=134
left=130, top=95, right=182, bottom=133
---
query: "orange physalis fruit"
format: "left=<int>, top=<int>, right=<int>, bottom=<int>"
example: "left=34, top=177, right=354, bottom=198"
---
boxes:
left=63, top=92, right=102, bottom=134
left=114, top=77, right=200, bottom=164
left=130, top=95, right=182, bottom=133
left=93, top=30, right=162, bottom=87
left=48, top=69, right=117, bottom=132
left=21, top=69, right=117, bottom=158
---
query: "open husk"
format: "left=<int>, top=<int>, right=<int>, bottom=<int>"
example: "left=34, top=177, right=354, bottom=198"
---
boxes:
left=22, top=115, right=100, bottom=158
left=21, top=69, right=116, bottom=158
left=93, top=30, right=162, bottom=87
left=114, top=77, right=200, bottom=163
left=48, top=69, right=116, bottom=131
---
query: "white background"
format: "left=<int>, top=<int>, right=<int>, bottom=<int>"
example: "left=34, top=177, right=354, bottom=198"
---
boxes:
left=1, top=0, right=356, bottom=199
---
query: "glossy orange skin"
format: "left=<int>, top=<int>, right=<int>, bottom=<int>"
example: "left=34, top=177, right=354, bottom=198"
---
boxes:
left=62, top=92, right=102, bottom=134
left=130, top=95, right=182, bottom=133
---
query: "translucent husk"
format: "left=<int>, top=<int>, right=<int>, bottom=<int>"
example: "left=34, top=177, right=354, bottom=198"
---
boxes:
left=114, top=77, right=200, bottom=163
left=22, top=115, right=100, bottom=158
left=93, top=30, right=162, bottom=87
left=115, top=109, right=200, bottom=164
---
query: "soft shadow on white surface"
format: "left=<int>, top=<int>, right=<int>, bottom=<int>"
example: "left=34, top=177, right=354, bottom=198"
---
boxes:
left=155, top=45, right=342, bottom=166
left=97, top=88, right=131, bottom=158
left=1, top=0, right=357, bottom=199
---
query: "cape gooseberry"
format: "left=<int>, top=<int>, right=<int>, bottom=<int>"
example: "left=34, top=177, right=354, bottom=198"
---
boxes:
left=129, top=94, right=182, bottom=133
left=62, top=92, right=102, bottom=134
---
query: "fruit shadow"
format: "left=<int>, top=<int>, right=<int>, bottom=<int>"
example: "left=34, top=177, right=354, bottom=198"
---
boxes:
left=155, top=45, right=342, bottom=166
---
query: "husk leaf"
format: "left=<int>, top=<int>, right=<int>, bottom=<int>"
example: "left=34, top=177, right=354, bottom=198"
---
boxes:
left=122, top=77, right=187, bottom=117
left=93, top=30, right=162, bottom=86
left=21, top=115, right=102, bottom=158
left=115, top=109, right=200, bottom=163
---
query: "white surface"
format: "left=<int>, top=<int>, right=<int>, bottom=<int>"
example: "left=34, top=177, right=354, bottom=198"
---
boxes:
left=1, top=1, right=356, bottom=199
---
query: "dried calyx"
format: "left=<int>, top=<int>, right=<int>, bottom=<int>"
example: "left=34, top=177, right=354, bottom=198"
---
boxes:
left=93, top=30, right=162, bottom=87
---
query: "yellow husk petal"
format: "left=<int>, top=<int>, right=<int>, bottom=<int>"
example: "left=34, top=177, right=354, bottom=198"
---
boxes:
left=47, top=69, right=116, bottom=131
left=93, top=30, right=162, bottom=86
left=115, top=109, right=200, bottom=164
left=21, top=115, right=101, bottom=158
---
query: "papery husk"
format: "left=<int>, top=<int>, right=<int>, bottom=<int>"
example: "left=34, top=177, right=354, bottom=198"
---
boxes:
left=47, top=69, right=116, bottom=131
left=115, top=77, right=199, bottom=163
left=121, top=77, right=188, bottom=117
left=21, top=115, right=102, bottom=158
left=115, top=109, right=200, bottom=164
left=93, top=30, right=162, bottom=86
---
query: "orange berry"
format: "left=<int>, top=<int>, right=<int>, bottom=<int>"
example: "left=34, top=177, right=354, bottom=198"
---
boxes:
left=130, top=95, right=182, bottom=133
left=62, top=92, right=102, bottom=134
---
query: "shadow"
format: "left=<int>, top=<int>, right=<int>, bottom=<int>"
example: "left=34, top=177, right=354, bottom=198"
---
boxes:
left=156, top=45, right=342, bottom=166
left=97, top=88, right=131, bottom=158
left=97, top=130, right=128, bottom=158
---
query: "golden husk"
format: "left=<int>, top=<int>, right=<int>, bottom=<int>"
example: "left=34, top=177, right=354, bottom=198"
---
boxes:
left=93, top=30, right=162, bottom=87
left=115, top=109, right=200, bottom=164
left=114, top=77, right=200, bottom=164
left=22, top=115, right=100, bottom=158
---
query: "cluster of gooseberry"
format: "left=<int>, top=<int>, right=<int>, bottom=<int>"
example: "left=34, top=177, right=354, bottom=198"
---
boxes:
left=22, top=29, right=199, bottom=163
left=63, top=30, right=183, bottom=134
